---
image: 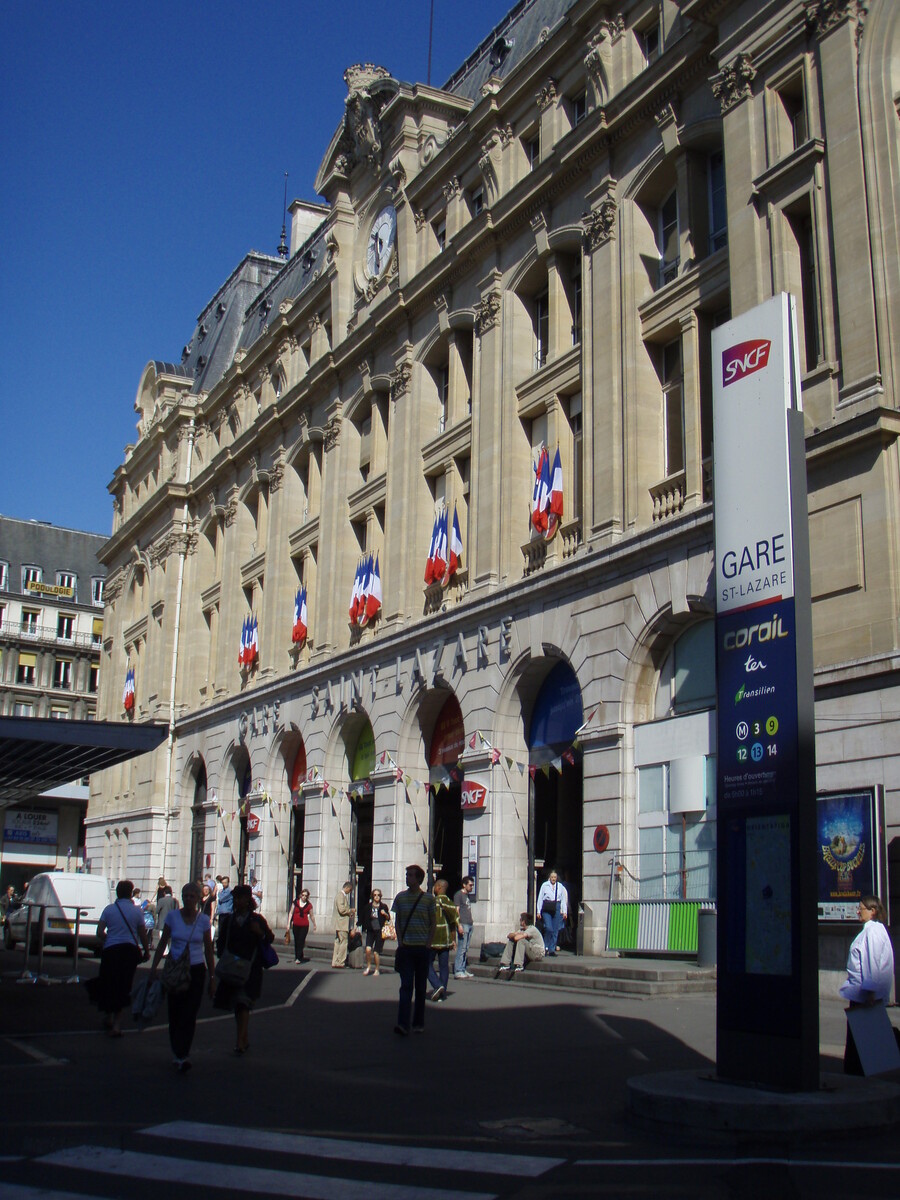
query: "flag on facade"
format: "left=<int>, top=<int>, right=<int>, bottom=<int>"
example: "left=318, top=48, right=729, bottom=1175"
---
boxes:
left=432, top=508, right=448, bottom=581
left=122, top=667, right=135, bottom=712
left=238, top=617, right=248, bottom=666
left=424, top=513, right=439, bottom=584
left=531, top=447, right=550, bottom=532
left=363, top=554, right=382, bottom=623
left=547, top=447, right=564, bottom=537
left=443, top=504, right=463, bottom=585
left=248, top=615, right=259, bottom=665
left=292, top=586, right=307, bottom=645
left=349, top=559, right=363, bottom=624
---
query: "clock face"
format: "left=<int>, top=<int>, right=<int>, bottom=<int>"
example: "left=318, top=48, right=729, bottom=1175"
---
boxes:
left=366, top=205, right=397, bottom=279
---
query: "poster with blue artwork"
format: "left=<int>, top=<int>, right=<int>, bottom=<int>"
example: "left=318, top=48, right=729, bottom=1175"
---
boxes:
left=816, top=790, right=877, bottom=921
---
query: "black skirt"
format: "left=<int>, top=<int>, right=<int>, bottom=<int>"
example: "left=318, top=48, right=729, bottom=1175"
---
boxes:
left=95, top=943, right=141, bottom=1013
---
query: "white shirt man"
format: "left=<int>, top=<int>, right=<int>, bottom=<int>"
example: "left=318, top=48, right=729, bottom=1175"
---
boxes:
left=536, top=870, right=569, bottom=956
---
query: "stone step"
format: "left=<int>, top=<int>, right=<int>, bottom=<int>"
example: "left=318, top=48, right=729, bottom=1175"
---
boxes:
left=289, top=934, right=716, bottom=998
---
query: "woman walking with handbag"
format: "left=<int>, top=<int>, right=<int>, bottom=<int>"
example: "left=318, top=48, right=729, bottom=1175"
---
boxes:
left=214, top=883, right=274, bottom=1054
left=287, top=888, right=316, bottom=963
left=148, top=882, right=216, bottom=1073
left=362, top=889, right=391, bottom=976
left=93, top=880, right=150, bottom=1037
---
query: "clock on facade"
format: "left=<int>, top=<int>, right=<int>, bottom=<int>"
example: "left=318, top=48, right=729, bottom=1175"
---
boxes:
left=366, top=205, right=397, bottom=279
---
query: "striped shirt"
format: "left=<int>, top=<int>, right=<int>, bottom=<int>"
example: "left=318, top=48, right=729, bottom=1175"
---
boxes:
left=392, top=888, right=436, bottom=947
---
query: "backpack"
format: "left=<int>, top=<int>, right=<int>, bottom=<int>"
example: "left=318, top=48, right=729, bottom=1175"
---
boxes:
left=480, top=941, right=505, bottom=960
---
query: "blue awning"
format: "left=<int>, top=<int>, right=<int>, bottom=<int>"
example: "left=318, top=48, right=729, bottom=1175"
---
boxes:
left=528, top=661, right=583, bottom=755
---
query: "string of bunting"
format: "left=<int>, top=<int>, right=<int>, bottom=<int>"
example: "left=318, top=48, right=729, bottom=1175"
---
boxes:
left=209, top=709, right=597, bottom=824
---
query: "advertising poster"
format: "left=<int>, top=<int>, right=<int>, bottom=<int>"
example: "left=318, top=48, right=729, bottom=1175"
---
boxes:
left=816, top=790, right=877, bottom=920
left=3, top=809, right=58, bottom=845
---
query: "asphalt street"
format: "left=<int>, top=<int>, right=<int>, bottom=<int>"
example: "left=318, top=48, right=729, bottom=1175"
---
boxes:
left=0, top=946, right=898, bottom=1199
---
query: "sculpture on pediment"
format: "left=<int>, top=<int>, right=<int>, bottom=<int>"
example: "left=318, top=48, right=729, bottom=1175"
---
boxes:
left=342, top=64, right=399, bottom=173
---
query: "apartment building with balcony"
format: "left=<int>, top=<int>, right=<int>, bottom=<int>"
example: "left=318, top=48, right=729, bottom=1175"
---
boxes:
left=87, top=0, right=899, bottom=960
left=0, top=516, right=107, bottom=886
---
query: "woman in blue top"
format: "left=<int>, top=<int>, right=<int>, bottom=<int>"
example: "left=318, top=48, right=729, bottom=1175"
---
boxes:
left=149, top=882, right=216, bottom=1073
left=94, top=880, right=150, bottom=1037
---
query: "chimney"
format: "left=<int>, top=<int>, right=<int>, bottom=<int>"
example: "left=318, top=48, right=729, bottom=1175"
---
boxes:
left=289, top=199, right=330, bottom=258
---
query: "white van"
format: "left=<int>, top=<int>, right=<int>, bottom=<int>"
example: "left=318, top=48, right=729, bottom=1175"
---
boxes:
left=4, top=872, right=114, bottom=954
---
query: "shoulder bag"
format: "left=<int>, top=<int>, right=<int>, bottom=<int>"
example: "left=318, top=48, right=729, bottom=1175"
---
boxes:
left=381, top=905, right=396, bottom=941
left=215, top=916, right=255, bottom=985
left=161, top=914, right=200, bottom=993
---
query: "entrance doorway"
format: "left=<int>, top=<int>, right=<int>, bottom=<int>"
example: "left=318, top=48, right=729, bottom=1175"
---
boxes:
left=430, top=783, right=464, bottom=894
left=287, top=743, right=307, bottom=908
left=427, top=693, right=466, bottom=894
left=527, top=660, right=584, bottom=949
left=189, top=763, right=207, bottom=884
left=350, top=790, right=374, bottom=910
left=531, top=756, right=582, bottom=932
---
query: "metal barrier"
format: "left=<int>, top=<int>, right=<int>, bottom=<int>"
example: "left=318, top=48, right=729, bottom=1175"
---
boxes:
left=13, top=902, right=91, bottom=985
left=606, top=854, right=716, bottom=956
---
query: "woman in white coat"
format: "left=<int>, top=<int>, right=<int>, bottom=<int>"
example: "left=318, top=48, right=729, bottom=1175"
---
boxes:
left=840, top=894, right=894, bottom=1074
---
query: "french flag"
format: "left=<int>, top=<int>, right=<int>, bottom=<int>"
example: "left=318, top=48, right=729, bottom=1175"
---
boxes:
left=363, top=554, right=382, bottom=623
left=358, top=554, right=372, bottom=620
left=248, top=615, right=259, bottom=665
left=424, top=513, right=439, bottom=584
left=292, top=586, right=307, bottom=644
left=445, top=504, right=463, bottom=582
left=349, top=560, right=363, bottom=625
left=238, top=617, right=248, bottom=666
left=549, top=447, right=564, bottom=525
left=122, top=667, right=135, bottom=712
left=432, top=508, right=448, bottom=581
left=531, top=447, right=550, bottom=532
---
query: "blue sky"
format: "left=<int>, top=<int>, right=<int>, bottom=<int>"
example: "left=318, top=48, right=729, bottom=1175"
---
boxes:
left=0, top=0, right=514, bottom=536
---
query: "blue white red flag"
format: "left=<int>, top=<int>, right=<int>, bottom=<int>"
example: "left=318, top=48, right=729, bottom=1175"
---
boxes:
left=424, top=513, right=439, bottom=584
left=548, top=446, right=564, bottom=536
left=247, top=615, right=259, bottom=665
left=349, top=560, right=363, bottom=624
left=122, top=667, right=135, bottom=712
left=531, top=447, right=550, bottom=532
left=444, top=504, right=463, bottom=584
left=433, top=508, right=448, bottom=581
left=238, top=617, right=247, bottom=666
left=292, top=586, right=307, bottom=644
left=357, top=554, right=372, bottom=622
left=363, top=554, right=382, bottom=623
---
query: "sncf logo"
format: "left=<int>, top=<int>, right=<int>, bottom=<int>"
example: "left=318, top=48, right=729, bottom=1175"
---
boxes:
left=722, top=339, right=771, bottom=387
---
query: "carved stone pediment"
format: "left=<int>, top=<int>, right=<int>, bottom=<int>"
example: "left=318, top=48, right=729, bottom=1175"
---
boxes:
left=342, top=64, right=399, bottom=172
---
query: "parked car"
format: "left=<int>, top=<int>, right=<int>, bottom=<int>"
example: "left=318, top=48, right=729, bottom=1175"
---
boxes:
left=3, top=872, right=113, bottom=954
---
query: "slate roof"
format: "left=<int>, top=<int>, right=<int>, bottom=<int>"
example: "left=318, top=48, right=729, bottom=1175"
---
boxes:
left=156, top=0, right=573, bottom=400
left=0, top=516, right=107, bottom=599
left=443, top=0, right=577, bottom=101
left=178, top=253, right=285, bottom=395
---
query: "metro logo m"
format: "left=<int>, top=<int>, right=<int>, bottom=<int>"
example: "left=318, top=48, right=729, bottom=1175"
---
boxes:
left=722, top=339, right=771, bottom=387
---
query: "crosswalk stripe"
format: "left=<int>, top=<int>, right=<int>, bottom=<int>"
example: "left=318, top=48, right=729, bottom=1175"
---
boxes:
left=145, top=1120, right=564, bottom=1177
left=37, top=1146, right=498, bottom=1200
